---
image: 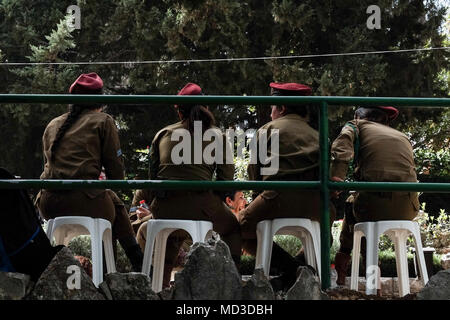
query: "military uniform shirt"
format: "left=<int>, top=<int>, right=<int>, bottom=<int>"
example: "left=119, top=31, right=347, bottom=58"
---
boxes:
left=248, top=113, right=319, bottom=181
left=40, top=110, right=124, bottom=197
left=330, top=119, right=417, bottom=182
left=149, top=121, right=234, bottom=181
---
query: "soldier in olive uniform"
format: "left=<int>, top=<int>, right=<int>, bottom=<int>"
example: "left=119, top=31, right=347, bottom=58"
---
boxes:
left=136, top=83, right=241, bottom=289
left=238, top=82, right=336, bottom=290
left=37, top=73, right=144, bottom=271
left=331, top=106, right=420, bottom=285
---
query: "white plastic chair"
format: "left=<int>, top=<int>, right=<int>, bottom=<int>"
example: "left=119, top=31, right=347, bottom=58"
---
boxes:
left=255, top=218, right=322, bottom=280
left=141, top=219, right=214, bottom=292
left=350, top=220, right=429, bottom=296
left=46, top=216, right=116, bottom=287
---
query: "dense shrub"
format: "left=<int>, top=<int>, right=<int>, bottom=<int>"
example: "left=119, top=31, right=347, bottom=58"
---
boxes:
left=415, top=207, right=450, bottom=253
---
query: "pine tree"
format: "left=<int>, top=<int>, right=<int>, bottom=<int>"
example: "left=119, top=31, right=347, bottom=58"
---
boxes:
left=0, top=0, right=448, bottom=179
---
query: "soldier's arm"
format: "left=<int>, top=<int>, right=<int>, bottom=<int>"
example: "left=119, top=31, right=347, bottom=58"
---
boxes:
left=330, top=122, right=358, bottom=180
left=101, top=116, right=125, bottom=180
left=216, top=132, right=235, bottom=181
left=247, top=130, right=262, bottom=200
left=148, top=138, right=160, bottom=181
left=247, top=129, right=261, bottom=182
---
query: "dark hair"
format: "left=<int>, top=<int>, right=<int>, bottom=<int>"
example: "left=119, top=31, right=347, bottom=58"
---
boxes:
left=50, top=104, right=101, bottom=161
left=177, top=104, right=215, bottom=132
left=354, top=107, right=389, bottom=125
left=222, top=190, right=239, bottom=202
left=276, top=105, right=309, bottom=118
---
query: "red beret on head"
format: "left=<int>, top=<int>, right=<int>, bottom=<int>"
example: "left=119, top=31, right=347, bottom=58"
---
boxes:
left=270, top=82, right=312, bottom=96
left=175, top=83, right=203, bottom=108
left=376, top=106, right=399, bottom=120
left=69, top=73, right=103, bottom=94
left=177, top=83, right=202, bottom=96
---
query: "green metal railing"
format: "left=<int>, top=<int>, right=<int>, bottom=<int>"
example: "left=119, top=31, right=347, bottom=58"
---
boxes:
left=1, top=94, right=450, bottom=290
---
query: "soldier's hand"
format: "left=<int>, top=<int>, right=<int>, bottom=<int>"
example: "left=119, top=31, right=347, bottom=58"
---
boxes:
left=330, top=176, right=344, bottom=199
left=136, top=207, right=151, bottom=219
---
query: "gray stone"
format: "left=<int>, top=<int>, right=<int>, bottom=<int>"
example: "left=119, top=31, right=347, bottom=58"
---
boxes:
left=98, top=281, right=113, bottom=300
left=441, top=253, right=450, bottom=270
left=0, top=272, right=32, bottom=300
left=174, top=238, right=242, bottom=300
left=286, top=266, right=329, bottom=300
left=417, top=269, right=450, bottom=300
left=242, top=268, right=275, bottom=300
left=100, top=273, right=159, bottom=300
left=27, top=247, right=104, bottom=300
left=158, top=286, right=175, bottom=300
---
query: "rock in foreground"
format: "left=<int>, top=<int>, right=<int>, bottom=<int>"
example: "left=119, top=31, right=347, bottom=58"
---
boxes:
left=0, top=272, right=32, bottom=300
left=417, top=269, right=450, bottom=300
left=174, top=239, right=242, bottom=300
left=242, top=268, right=275, bottom=300
left=27, top=247, right=104, bottom=300
left=99, top=272, right=159, bottom=300
left=286, top=266, right=328, bottom=300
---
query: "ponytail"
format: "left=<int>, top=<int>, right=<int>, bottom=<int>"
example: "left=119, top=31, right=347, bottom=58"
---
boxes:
left=177, top=104, right=215, bottom=132
left=50, top=104, right=98, bottom=161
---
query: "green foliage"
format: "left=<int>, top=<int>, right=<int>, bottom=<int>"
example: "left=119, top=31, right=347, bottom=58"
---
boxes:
left=273, top=220, right=342, bottom=260
left=274, top=235, right=302, bottom=256
left=240, top=254, right=255, bottom=275
left=415, top=207, right=450, bottom=251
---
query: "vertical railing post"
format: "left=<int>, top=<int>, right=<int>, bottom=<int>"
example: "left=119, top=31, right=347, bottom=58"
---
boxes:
left=319, top=100, right=331, bottom=289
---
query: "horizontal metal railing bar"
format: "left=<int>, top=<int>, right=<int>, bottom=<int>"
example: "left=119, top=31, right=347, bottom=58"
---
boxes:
left=1, top=179, right=449, bottom=192
left=330, top=181, right=450, bottom=193
left=0, top=94, right=449, bottom=106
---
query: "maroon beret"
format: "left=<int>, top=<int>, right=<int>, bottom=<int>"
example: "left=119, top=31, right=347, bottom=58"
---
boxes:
left=376, top=106, right=399, bottom=120
left=270, top=82, right=312, bottom=96
left=175, top=83, right=203, bottom=108
left=69, top=73, right=103, bottom=94
left=177, top=83, right=202, bottom=96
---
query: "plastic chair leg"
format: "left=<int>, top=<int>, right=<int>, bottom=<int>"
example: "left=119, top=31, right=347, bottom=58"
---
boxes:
left=90, top=222, right=104, bottom=287
left=410, top=223, right=429, bottom=286
left=311, top=222, right=322, bottom=280
left=46, top=219, right=54, bottom=241
left=365, top=227, right=379, bottom=296
left=142, top=225, right=156, bottom=276
left=197, top=221, right=212, bottom=242
left=102, top=227, right=116, bottom=273
left=389, top=230, right=410, bottom=297
left=350, top=231, right=363, bottom=290
left=255, top=221, right=272, bottom=276
left=152, top=229, right=171, bottom=292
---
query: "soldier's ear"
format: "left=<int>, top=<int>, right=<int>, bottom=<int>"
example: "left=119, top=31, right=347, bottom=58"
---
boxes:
left=225, top=197, right=233, bottom=207
left=280, top=105, right=287, bottom=115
